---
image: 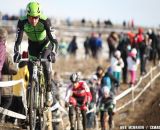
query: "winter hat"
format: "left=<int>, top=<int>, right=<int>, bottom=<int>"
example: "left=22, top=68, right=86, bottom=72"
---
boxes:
left=130, top=48, right=137, bottom=57
left=114, top=50, right=121, bottom=58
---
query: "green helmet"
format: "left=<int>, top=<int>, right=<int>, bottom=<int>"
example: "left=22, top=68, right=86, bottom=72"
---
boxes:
left=26, top=2, right=41, bottom=17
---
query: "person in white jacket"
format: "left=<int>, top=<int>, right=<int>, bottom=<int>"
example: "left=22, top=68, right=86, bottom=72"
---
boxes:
left=127, top=48, right=140, bottom=86
left=111, top=50, right=124, bottom=84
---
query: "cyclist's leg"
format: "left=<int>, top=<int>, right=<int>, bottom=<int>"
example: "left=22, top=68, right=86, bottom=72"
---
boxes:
left=41, top=43, right=52, bottom=91
left=28, top=41, right=41, bottom=83
left=108, top=104, right=115, bottom=129
left=108, top=109, right=112, bottom=127
left=81, top=110, right=87, bottom=130
left=100, top=110, right=106, bottom=130
left=69, top=106, right=75, bottom=130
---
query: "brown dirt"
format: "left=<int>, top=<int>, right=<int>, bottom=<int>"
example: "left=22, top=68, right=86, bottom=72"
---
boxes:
left=1, top=58, right=160, bottom=130
left=114, top=73, right=160, bottom=130
left=53, top=57, right=109, bottom=79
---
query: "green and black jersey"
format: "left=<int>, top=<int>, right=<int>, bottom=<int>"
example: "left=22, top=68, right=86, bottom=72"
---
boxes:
left=14, top=14, right=58, bottom=52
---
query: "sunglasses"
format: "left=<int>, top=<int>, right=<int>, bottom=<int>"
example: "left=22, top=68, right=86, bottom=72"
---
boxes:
left=28, top=16, right=39, bottom=19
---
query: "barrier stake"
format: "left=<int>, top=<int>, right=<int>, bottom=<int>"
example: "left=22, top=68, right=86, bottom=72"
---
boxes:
left=150, top=66, right=153, bottom=88
left=131, top=86, right=135, bottom=111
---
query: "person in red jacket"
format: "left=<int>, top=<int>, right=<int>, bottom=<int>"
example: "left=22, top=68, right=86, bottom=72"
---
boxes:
left=134, top=27, right=144, bottom=49
left=65, top=72, right=92, bottom=130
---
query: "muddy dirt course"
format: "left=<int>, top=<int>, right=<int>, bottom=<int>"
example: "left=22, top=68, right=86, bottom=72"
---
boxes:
left=115, top=76, right=160, bottom=130
left=132, top=79, right=160, bottom=126
left=0, top=59, right=160, bottom=130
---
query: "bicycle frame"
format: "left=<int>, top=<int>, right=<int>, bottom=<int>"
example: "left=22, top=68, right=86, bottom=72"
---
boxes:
left=32, top=60, right=45, bottom=109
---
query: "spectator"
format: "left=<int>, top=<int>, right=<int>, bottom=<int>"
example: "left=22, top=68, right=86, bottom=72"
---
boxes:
left=83, top=36, right=90, bottom=59
left=101, top=67, right=119, bottom=95
left=6, top=51, right=29, bottom=126
left=96, top=33, right=103, bottom=58
left=117, top=33, right=131, bottom=83
left=95, top=66, right=105, bottom=86
left=58, top=38, right=68, bottom=58
left=104, top=19, right=113, bottom=27
left=97, top=19, right=100, bottom=28
left=0, top=27, right=17, bottom=122
left=89, top=32, right=98, bottom=59
left=123, top=21, right=126, bottom=28
left=147, top=29, right=158, bottom=65
left=156, top=32, right=160, bottom=64
left=66, top=17, right=72, bottom=26
left=111, top=50, right=124, bottom=90
left=127, top=48, right=140, bottom=86
left=67, top=36, right=78, bottom=56
left=81, top=18, right=86, bottom=26
left=107, top=32, right=119, bottom=60
left=139, top=34, right=152, bottom=75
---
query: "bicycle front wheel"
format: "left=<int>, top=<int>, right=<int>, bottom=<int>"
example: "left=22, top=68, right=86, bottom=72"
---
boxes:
left=29, top=80, right=37, bottom=130
left=38, top=86, right=46, bottom=130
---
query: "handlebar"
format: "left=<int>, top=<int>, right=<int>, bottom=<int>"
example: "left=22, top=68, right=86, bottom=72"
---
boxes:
left=16, top=58, right=53, bottom=70
left=19, top=58, right=50, bottom=62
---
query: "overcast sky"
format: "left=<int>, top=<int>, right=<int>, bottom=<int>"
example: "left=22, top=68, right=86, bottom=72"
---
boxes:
left=0, top=0, right=160, bottom=27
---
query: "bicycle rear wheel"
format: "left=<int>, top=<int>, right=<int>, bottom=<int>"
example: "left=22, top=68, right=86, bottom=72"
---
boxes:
left=29, top=80, right=38, bottom=130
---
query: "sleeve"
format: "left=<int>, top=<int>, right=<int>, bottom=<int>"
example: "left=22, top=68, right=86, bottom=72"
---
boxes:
left=83, top=82, right=92, bottom=102
left=14, top=20, right=24, bottom=53
left=44, top=19, right=58, bottom=51
left=64, top=85, right=72, bottom=102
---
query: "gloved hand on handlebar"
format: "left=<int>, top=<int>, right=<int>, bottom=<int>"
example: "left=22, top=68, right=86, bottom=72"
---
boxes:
left=13, top=52, right=21, bottom=63
left=47, top=52, right=56, bottom=63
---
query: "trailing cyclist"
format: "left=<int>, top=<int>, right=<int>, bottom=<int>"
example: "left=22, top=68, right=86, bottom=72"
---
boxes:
left=65, top=73, right=92, bottom=130
left=13, top=1, right=58, bottom=106
left=97, top=87, right=116, bottom=130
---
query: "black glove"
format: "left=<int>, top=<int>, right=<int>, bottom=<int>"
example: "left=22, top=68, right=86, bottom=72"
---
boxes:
left=47, top=52, right=56, bottom=63
left=13, top=52, right=21, bottom=63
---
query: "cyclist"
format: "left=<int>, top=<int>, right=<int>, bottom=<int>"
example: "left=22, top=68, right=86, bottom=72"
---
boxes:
left=13, top=1, right=58, bottom=105
left=97, top=87, right=116, bottom=130
left=65, top=73, right=92, bottom=130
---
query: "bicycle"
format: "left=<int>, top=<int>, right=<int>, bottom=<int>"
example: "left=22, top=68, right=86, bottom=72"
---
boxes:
left=69, top=102, right=88, bottom=130
left=20, top=55, right=53, bottom=130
